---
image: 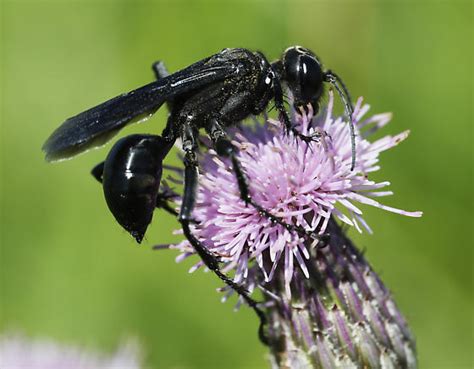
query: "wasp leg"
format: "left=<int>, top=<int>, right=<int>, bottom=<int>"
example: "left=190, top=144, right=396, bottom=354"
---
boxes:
left=152, top=60, right=175, bottom=112
left=271, top=72, right=321, bottom=144
left=178, top=120, right=269, bottom=345
left=206, top=119, right=325, bottom=244
left=91, top=161, right=105, bottom=182
left=155, top=188, right=179, bottom=217
left=152, top=60, right=170, bottom=80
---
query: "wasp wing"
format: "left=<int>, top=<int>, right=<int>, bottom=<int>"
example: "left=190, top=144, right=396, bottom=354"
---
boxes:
left=43, top=59, right=242, bottom=161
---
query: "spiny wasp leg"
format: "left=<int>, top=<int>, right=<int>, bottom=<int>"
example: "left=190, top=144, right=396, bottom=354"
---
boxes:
left=179, top=119, right=269, bottom=344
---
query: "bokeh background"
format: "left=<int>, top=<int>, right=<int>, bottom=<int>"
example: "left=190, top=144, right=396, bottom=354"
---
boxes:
left=1, top=0, right=472, bottom=368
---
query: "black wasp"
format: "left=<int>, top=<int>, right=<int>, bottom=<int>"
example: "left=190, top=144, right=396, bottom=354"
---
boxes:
left=43, top=46, right=354, bottom=344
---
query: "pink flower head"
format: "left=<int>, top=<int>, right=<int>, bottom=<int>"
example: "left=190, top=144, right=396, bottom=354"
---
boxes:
left=171, top=92, right=422, bottom=296
left=0, top=334, right=141, bottom=369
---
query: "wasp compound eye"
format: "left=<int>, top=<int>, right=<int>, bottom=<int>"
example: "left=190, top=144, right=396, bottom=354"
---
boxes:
left=298, top=55, right=324, bottom=105
left=102, top=134, right=173, bottom=243
left=283, top=47, right=324, bottom=108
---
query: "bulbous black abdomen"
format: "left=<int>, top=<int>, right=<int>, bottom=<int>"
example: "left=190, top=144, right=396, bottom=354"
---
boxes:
left=102, top=134, right=174, bottom=243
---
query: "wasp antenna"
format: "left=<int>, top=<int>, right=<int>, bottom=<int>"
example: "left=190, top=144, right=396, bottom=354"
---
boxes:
left=325, top=70, right=356, bottom=170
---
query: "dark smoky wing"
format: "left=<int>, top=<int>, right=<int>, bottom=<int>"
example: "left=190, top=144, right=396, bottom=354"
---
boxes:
left=43, top=80, right=174, bottom=162
left=42, top=60, right=243, bottom=162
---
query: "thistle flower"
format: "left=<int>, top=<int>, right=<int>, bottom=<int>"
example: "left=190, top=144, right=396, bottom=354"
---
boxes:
left=168, top=92, right=421, bottom=368
left=171, top=92, right=421, bottom=291
left=0, top=333, right=141, bottom=369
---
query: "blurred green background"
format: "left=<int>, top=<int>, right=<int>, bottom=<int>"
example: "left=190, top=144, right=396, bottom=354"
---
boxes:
left=1, top=0, right=472, bottom=368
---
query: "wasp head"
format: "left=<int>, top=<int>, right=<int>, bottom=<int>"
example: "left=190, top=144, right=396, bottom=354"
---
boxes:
left=280, top=46, right=324, bottom=113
